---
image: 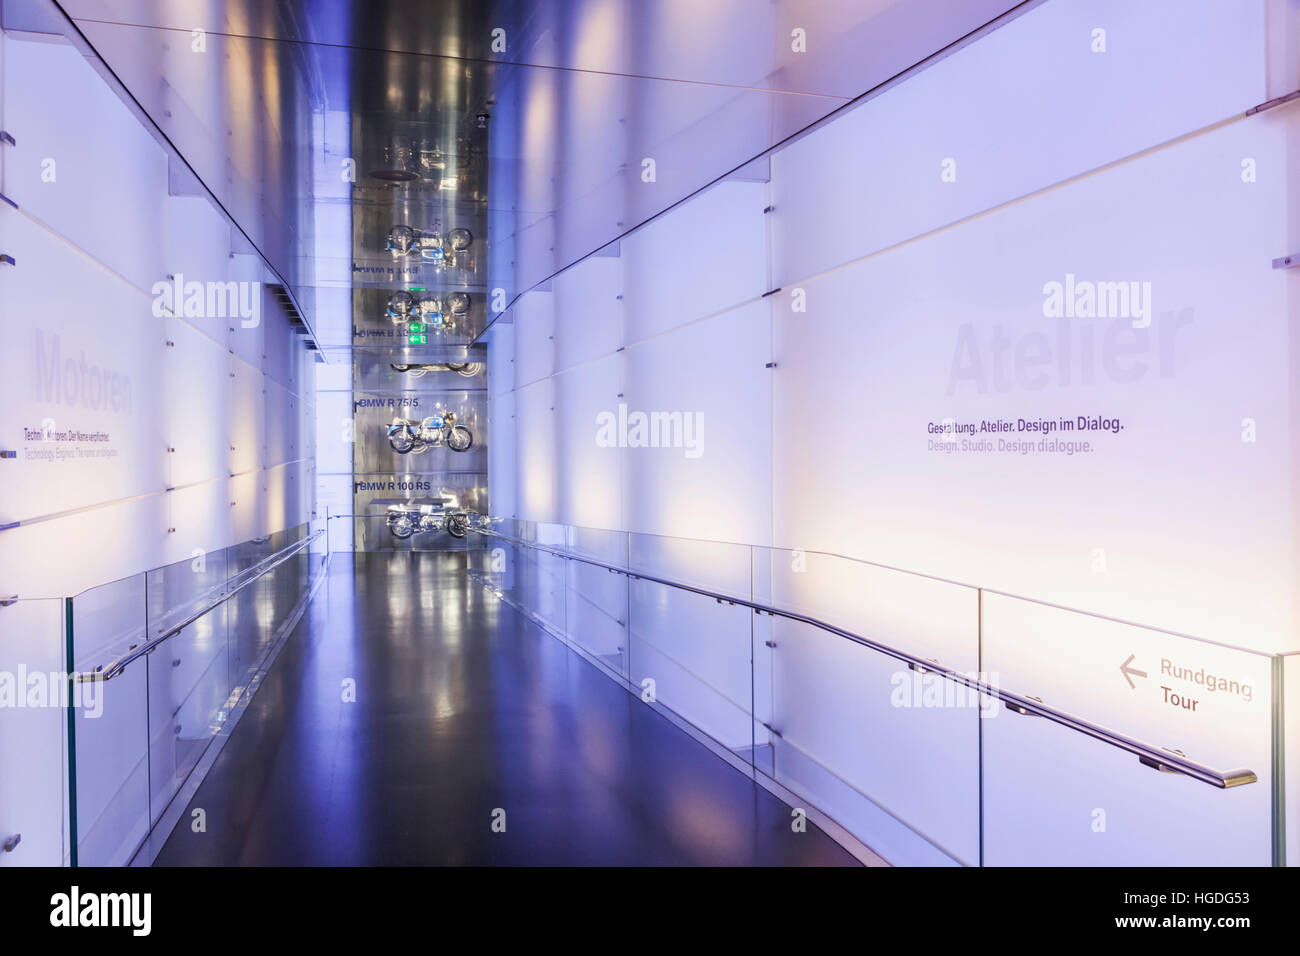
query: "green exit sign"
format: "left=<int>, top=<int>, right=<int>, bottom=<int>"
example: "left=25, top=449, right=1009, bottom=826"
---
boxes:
left=408, top=333, right=427, bottom=345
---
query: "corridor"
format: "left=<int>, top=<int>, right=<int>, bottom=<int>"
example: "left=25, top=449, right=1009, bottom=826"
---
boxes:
left=153, top=553, right=856, bottom=866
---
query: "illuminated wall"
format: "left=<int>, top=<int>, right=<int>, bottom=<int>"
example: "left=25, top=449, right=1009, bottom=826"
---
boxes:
left=488, top=0, right=1300, bottom=864
left=0, top=23, right=315, bottom=865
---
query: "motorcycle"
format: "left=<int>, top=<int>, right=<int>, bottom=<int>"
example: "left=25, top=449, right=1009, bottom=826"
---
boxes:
left=389, top=361, right=483, bottom=378
left=386, top=411, right=474, bottom=454
left=385, top=503, right=469, bottom=539
left=385, top=289, right=470, bottom=330
left=385, top=225, right=473, bottom=266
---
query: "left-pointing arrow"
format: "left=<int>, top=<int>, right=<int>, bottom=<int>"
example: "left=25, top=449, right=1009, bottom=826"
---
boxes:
left=1120, top=653, right=1148, bottom=690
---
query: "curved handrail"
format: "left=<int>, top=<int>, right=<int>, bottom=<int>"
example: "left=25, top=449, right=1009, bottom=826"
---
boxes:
left=471, top=526, right=1257, bottom=790
left=81, top=529, right=324, bottom=682
left=486, top=519, right=1271, bottom=659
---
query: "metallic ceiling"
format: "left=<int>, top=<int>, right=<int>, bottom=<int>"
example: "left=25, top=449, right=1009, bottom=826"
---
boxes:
left=56, top=0, right=1027, bottom=350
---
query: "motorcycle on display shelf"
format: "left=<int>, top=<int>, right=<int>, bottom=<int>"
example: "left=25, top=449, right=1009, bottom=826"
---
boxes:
left=389, top=361, right=483, bottom=378
left=385, top=290, right=470, bottom=331
left=386, top=411, right=474, bottom=454
left=385, top=225, right=473, bottom=266
left=385, top=503, right=470, bottom=540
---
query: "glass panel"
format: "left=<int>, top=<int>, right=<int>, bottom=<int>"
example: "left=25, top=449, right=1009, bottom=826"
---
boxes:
left=627, top=576, right=755, bottom=768
left=753, top=545, right=980, bottom=673
left=146, top=548, right=229, bottom=644
left=462, top=523, right=1283, bottom=867
left=628, top=531, right=750, bottom=597
left=564, top=558, right=628, bottom=679
left=759, top=613, right=979, bottom=866
left=226, top=529, right=310, bottom=695
left=564, top=526, right=631, bottom=676
left=64, top=525, right=320, bottom=865
left=981, top=593, right=1273, bottom=866
left=146, top=604, right=230, bottom=827
left=567, top=525, right=628, bottom=570
left=69, top=575, right=149, bottom=867
left=0, top=599, right=68, bottom=867
left=466, top=532, right=563, bottom=639
left=518, top=543, right=567, bottom=639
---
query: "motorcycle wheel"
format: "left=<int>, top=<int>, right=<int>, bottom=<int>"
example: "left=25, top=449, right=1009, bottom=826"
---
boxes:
left=446, top=514, right=468, bottom=538
left=388, top=427, right=415, bottom=454
left=446, top=425, right=474, bottom=452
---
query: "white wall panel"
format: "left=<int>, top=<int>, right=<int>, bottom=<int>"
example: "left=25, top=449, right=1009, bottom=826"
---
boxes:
left=162, top=194, right=231, bottom=300
left=226, top=253, right=266, bottom=363
left=2, top=33, right=167, bottom=292
left=554, top=355, right=623, bottom=530
left=771, top=0, right=1269, bottom=288
left=486, top=324, right=516, bottom=398
left=488, top=388, right=516, bottom=519
left=0, top=495, right=169, bottom=599
left=0, top=211, right=164, bottom=525
left=162, top=478, right=233, bottom=564
left=229, top=471, right=266, bottom=543
left=162, top=315, right=229, bottom=488
left=264, top=381, right=301, bottom=468
left=553, top=254, right=622, bottom=372
left=512, top=289, right=555, bottom=387
left=622, top=300, right=771, bottom=543
left=621, top=180, right=767, bottom=344
left=513, top=378, right=558, bottom=524
left=228, top=359, right=266, bottom=477
left=771, top=109, right=1294, bottom=653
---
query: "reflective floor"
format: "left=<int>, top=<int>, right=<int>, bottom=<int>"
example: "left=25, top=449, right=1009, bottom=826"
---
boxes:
left=154, top=552, right=859, bottom=866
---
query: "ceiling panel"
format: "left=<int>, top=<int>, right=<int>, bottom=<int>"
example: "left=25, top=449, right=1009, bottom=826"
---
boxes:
left=57, top=0, right=1029, bottom=347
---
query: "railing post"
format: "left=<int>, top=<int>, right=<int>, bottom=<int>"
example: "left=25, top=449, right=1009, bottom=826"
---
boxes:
left=64, top=596, right=77, bottom=869
left=1272, top=654, right=1286, bottom=867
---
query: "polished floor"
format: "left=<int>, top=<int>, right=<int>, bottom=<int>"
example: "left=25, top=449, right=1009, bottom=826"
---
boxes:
left=154, top=552, right=859, bottom=865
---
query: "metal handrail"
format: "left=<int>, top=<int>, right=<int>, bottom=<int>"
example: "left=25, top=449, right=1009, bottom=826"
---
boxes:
left=484, top=521, right=1271, bottom=659
left=80, top=529, right=324, bottom=682
left=472, top=527, right=1257, bottom=790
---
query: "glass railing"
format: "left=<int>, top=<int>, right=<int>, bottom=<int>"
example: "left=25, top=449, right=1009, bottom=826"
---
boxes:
left=467, top=517, right=1287, bottom=866
left=63, top=523, right=326, bottom=866
left=0, top=596, right=69, bottom=867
